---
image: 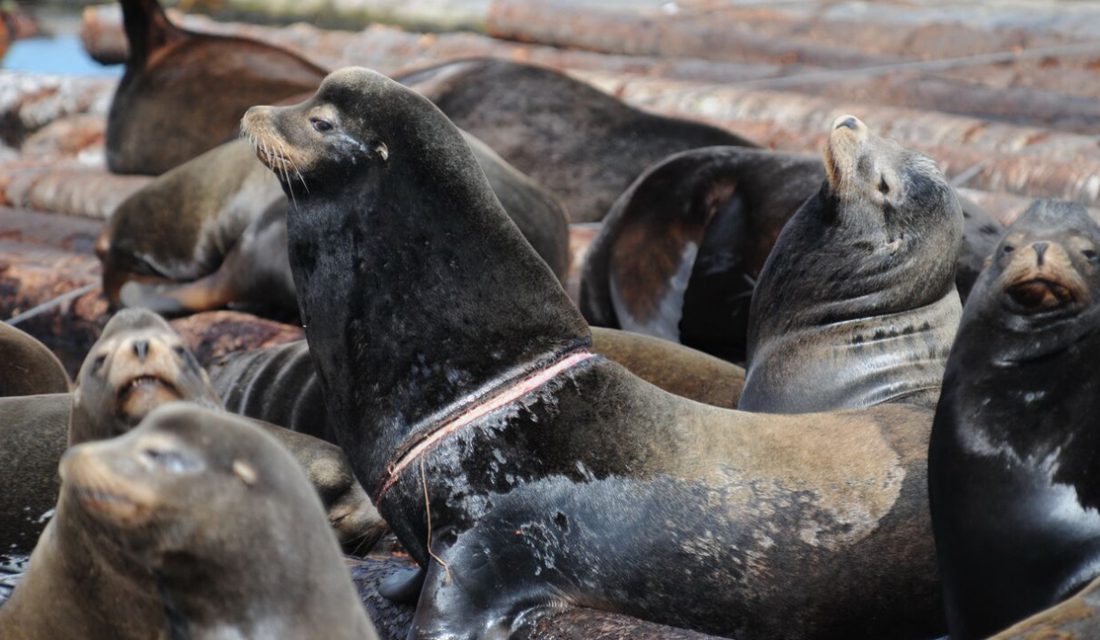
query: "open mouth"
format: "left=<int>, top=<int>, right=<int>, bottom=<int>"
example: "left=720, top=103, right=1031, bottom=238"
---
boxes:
left=1005, top=277, right=1079, bottom=313
left=116, top=375, right=182, bottom=424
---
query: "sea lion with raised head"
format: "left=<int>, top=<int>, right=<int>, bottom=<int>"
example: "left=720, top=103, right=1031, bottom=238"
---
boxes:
left=0, top=403, right=379, bottom=640
left=208, top=327, right=745, bottom=443
left=244, top=67, right=945, bottom=640
left=578, top=145, right=999, bottom=363
left=101, top=134, right=569, bottom=316
left=929, top=200, right=1100, bottom=639
left=0, top=308, right=385, bottom=553
left=0, top=321, right=70, bottom=397
left=739, top=115, right=963, bottom=412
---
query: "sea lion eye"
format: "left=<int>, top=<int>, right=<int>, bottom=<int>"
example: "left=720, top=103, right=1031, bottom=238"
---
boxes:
left=140, top=447, right=202, bottom=474
left=92, top=354, right=107, bottom=373
left=310, top=117, right=334, bottom=133
left=878, top=176, right=890, bottom=195
left=1003, top=245, right=1015, bottom=254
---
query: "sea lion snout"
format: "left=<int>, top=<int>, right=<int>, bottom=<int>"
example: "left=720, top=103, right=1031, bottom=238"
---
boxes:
left=1000, top=240, right=1088, bottom=314
left=60, top=440, right=160, bottom=526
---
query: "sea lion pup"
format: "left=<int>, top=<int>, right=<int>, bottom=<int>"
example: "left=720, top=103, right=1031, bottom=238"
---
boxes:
left=400, top=57, right=757, bottom=222
left=0, top=309, right=384, bottom=554
left=929, top=200, right=1100, bottom=639
left=107, top=0, right=325, bottom=174
left=0, top=322, right=69, bottom=396
left=0, top=404, right=380, bottom=640
left=101, top=135, right=569, bottom=316
left=738, top=116, right=963, bottom=412
left=245, top=67, right=944, bottom=640
left=579, top=146, right=1001, bottom=363
left=209, top=327, right=745, bottom=443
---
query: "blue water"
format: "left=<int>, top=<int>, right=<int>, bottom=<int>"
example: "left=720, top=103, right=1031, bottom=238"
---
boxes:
left=4, top=34, right=122, bottom=77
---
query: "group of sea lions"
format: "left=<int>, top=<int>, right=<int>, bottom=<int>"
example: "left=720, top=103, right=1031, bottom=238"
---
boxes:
left=2, top=1, right=1099, bottom=639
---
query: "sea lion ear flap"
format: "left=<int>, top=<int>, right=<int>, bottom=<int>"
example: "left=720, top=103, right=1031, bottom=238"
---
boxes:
left=374, top=142, right=389, bottom=162
left=232, top=459, right=258, bottom=486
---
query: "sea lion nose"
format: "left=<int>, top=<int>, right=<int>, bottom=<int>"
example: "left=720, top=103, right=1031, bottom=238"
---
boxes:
left=834, top=116, right=861, bottom=131
left=1033, top=242, right=1049, bottom=265
left=132, top=339, right=149, bottom=362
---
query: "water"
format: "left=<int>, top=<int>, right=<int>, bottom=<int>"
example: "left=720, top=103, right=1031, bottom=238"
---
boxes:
left=3, top=34, right=122, bottom=77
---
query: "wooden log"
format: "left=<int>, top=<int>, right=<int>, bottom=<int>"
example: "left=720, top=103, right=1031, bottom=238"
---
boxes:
left=0, top=71, right=115, bottom=147
left=0, top=160, right=150, bottom=219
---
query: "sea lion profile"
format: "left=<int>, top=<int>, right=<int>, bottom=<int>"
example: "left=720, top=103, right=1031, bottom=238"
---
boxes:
left=929, top=200, right=1100, bottom=639
left=739, top=115, right=963, bottom=412
left=0, top=321, right=70, bottom=396
left=402, top=57, right=757, bottom=222
left=209, top=327, right=745, bottom=443
left=0, top=403, right=379, bottom=640
left=107, top=0, right=325, bottom=174
left=101, top=135, right=569, bottom=316
left=245, top=67, right=945, bottom=639
left=579, top=146, right=1000, bottom=364
left=0, top=308, right=385, bottom=553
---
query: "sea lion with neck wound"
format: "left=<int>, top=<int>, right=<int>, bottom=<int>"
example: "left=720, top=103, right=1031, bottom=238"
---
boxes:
left=930, top=200, right=1100, bottom=639
left=0, top=403, right=380, bottom=640
left=101, top=134, right=570, bottom=316
left=244, top=67, right=946, bottom=640
left=208, top=326, right=745, bottom=443
left=739, top=115, right=963, bottom=412
left=0, top=309, right=385, bottom=554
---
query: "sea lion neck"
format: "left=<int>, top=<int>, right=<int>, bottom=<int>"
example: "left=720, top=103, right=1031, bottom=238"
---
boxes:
left=281, top=71, right=590, bottom=482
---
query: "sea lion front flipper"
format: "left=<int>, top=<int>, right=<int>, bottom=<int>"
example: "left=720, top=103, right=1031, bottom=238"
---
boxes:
left=119, top=271, right=236, bottom=316
left=378, top=565, right=426, bottom=604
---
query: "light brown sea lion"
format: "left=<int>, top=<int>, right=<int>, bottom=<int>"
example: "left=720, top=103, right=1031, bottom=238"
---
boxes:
left=0, top=403, right=379, bottom=639
left=0, top=321, right=69, bottom=397
left=106, top=0, right=325, bottom=174
left=245, top=67, right=945, bottom=640
left=0, top=308, right=385, bottom=554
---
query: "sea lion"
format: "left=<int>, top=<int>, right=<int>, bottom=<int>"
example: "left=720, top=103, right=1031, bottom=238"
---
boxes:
left=244, top=67, right=944, bottom=639
left=579, top=146, right=1002, bottom=363
left=401, top=57, right=757, bottom=222
left=0, top=321, right=70, bottom=396
left=989, top=574, right=1100, bottom=639
left=101, top=135, right=570, bottom=315
left=209, top=327, right=745, bottom=443
left=0, top=308, right=385, bottom=553
left=0, top=403, right=379, bottom=640
left=739, top=115, right=963, bottom=412
left=107, top=0, right=325, bottom=174
left=929, top=200, right=1100, bottom=639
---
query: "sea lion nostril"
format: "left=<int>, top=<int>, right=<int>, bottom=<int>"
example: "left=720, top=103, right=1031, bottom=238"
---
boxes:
left=132, top=340, right=149, bottom=362
left=1033, top=242, right=1049, bottom=265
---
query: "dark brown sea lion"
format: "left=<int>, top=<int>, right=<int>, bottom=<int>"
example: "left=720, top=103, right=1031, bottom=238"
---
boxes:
left=106, top=0, right=325, bottom=174
left=0, top=321, right=69, bottom=397
left=401, top=57, right=757, bottom=222
left=101, top=135, right=569, bottom=316
left=245, top=67, right=944, bottom=640
left=0, top=309, right=384, bottom=553
left=579, top=146, right=1002, bottom=363
left=929, top=200, right=1100, bottom=639
left=739, top=116, right=962, bottom=413
left=209, top=327, right=744, bottom=443
left=0, top=403, right=379, bottom=639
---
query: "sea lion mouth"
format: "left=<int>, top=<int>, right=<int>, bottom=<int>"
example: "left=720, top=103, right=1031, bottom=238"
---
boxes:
left=62, top=449, right=157, bottom=526
left=1004, top=277, right=1081, bottom=314
left=116, top=375, right=182, bottom=425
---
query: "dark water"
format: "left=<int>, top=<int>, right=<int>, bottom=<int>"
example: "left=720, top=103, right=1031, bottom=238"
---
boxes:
left=3, top=33, right=122, bottom=77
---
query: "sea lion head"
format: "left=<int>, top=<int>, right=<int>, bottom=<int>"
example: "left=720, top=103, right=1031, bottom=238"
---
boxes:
left=70, top=308, right=220, bottom=445
left=823, top=115, right=961, bottom=259
left=968, top=199, right=1100, bottom=358
left=57, top=404, right=348, bottom=606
